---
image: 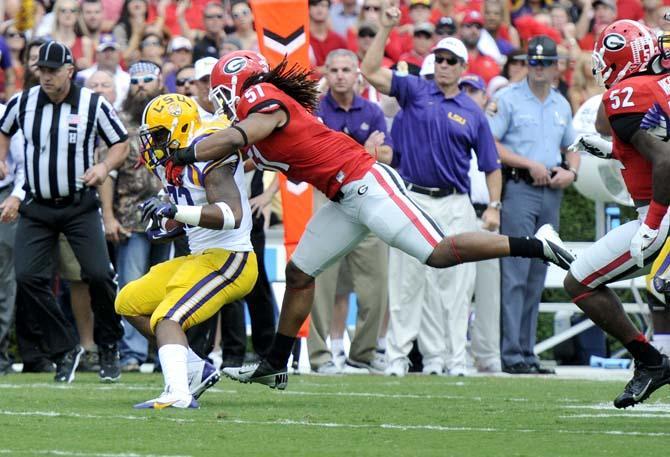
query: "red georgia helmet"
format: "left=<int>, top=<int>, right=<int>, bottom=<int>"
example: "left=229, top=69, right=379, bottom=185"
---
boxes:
left=209, top=50, right=270, bottom=120
left=592, top=20, right=658, bottom=88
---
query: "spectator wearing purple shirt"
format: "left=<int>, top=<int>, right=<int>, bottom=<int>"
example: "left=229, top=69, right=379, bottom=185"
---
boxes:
left=0, top=37, right=15, bottom=103
left=307, top=49, right=391, bottom=375
left=362, top=8, right=502, bottom=377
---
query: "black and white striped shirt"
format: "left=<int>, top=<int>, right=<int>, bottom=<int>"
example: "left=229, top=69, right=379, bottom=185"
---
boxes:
left=0, top=84, right=128, bottom=200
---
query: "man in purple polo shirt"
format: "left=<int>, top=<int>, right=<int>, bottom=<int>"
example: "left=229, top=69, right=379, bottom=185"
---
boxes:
left=308, top=49, right=392, bottom=374
left=361, top=6, right=502, bottom=377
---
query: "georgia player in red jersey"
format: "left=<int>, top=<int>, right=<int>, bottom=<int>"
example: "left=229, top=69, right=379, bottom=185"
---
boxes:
left=164, top=49, right=573, bottom=389
left=568, top=20, right=670, bottom=408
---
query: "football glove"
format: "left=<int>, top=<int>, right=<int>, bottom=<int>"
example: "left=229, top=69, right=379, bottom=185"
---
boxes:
left=164, top=159, right=184, bottom=186
left=630, top=222, right=658, bottom=268
left=140, top=196, right=177, bottom=222
left=640, top=102, right=670, bottom=142
left=569, top=134, right=613, bottom=160
left=145, top=217, right=185, bottom=243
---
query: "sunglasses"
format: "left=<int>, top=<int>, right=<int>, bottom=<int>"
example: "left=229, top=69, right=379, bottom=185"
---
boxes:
left=205, top=13, right=224, bottom=19
left=5, top=32, right=23, bottom=39
left=358, top=30, right=376, bottom=38
left=142, top=39, right=162, bottom=47
left=60, top=7, right=79, bottom=13
left=434, top=55, right=460, bottom=66
left=363, top=5, right=381, bottom=11
left=528, top=59, right=555, bottom=67
left=130, top=75, right=158, bottom=84
left=176, top=77, right=194, bottom=86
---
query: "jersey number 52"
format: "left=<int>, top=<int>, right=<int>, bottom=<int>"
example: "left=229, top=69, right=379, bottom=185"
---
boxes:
left=609, top=87, right=635, bottom=109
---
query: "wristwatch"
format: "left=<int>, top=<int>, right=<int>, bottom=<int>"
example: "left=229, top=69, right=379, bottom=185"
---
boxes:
left=488, top=201, right=502, bottom=210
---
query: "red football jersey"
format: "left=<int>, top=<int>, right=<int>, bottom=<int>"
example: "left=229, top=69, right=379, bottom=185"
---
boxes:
left=237, top=83, right=376, bottom=199
left=603, top=73, right=670, bottom=200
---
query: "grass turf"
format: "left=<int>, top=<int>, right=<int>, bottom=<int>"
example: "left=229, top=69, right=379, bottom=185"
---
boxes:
left=0, top=372, right=669, bottom=456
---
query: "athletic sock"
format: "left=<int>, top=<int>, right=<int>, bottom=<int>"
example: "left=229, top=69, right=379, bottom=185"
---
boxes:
left=625, top=335, right=664, bottom=366
left=331, top=338, right=344, bottom=355
left=158, top=344, right=190, bottom=397
left=377, top=337, right=386, bottom=352
left=186, top=347, right=204, bottom=374
left=508, top=237, right=544, bottom=259
left=265, top=333, right=296, bottom=369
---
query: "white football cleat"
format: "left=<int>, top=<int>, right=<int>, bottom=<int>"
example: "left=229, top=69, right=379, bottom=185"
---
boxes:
left=534, top=224, right=574, bottom=270
left=222, top=360, right=288, bottom=390
left=133, top=390, right=199, bottom=410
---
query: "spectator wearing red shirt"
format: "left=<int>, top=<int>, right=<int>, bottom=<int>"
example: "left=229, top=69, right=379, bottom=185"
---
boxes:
left=310, top=0, right=347, bottom=70
left=398, top=22, right=435, bottom=68
left=459, top=10, right=500, bottom=84
left=576, top=0, right=617, bottom=51
left=356, top=22, right=394, bottom=68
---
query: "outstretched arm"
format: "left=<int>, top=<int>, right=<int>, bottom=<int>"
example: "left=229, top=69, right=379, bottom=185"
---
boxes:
left=172, top=110, right=287, bottom=165
left=360, top=2, right=399, bottom=95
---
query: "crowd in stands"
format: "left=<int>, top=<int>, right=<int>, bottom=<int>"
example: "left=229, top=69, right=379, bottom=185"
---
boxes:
left=0, top=0, right=657, bottom=379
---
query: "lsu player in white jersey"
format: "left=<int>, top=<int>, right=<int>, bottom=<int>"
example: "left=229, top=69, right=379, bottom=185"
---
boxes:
left=115, top=94, right=258, bottom=409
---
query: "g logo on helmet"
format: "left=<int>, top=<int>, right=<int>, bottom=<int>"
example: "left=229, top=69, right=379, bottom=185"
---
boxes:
left=604, top=33, right=626, bottom=52
left=224, top=56, right=248, bottom=74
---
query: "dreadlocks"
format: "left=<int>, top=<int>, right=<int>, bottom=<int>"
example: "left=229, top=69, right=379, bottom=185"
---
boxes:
left=241, top=59, right=320, bottom=113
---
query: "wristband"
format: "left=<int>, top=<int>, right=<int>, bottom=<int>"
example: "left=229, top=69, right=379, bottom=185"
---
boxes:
left=644, top=200, right=668, bottom=230
left=174, top=205, right=202, bottom=226
left=231, top=125, right=249, bottom=147
left=215, top=202, right=236, bottom=230
left=173, top=145, right=197, bottom=165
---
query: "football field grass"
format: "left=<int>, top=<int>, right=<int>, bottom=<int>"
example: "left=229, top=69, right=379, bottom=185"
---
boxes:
left=0, top=372, right=669, bottom=456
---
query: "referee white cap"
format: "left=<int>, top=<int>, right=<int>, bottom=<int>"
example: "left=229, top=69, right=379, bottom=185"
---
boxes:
left=37, top=41, right=74, bottom=69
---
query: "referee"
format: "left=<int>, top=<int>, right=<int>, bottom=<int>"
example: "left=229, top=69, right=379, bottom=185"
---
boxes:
left=0, top=41, right=128, bottom=383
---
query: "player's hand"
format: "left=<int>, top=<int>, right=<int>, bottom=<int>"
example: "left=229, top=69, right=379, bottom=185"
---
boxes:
left=140, top=197, right=177, bottom=222
left=528, top=161, right=551, bottom=186
left=164, top=159, right=185, bottom=186
left=549, top=167, right=575, bottom=189
left=641, top=102, right=670, bottom=141
left=569, top=134, right=613, bottom=159
left=0, top=160, right=8, bottom=180
left=0, top=195, right=20, bottom=223
left=630, top=222, right=658, bottom=268
left=380, top=2, right=401, bottom=29
left=481, top=207, right=500, bottom=232
left=364, top=131, right=385, bottom=149
left=146, top=217, right=185, bottom=243
left=82, top=162, right=109, bottom=187
left=249, top=191, right=273, bottom=219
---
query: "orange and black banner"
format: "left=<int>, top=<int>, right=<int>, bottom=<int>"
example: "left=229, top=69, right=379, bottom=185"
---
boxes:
left=251, top=0, right=313, bottom=338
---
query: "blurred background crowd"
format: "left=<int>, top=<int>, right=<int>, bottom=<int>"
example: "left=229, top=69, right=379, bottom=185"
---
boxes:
left=0, top=0, right=654, bottom=380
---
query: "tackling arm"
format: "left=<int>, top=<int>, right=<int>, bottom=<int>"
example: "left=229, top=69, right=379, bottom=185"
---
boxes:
left=172, top=110, right=287, bottom=166
left=631, top=130, right=670, bottom=207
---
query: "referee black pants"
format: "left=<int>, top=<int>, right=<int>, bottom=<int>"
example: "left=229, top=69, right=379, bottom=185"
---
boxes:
left=14, top=190, right=123, bottom=359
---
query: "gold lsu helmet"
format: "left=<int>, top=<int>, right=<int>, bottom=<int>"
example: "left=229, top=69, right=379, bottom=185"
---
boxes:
left=139, top=94, right=202, bottom=169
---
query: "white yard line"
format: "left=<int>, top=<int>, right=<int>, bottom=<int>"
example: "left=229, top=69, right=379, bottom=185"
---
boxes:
left=0, top=450, right=192, bottom=457
left=2, top=409, right=669, bottom=438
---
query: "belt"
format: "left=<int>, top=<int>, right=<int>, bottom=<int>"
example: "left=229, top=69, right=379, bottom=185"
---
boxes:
left=31, top=189, right=91, bottom=208
left=404, top=180, right=460, bottom=198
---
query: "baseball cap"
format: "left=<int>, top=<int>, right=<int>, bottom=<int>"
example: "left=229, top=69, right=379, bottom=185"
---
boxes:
left=409, top=0, right=431, bottom=8
left=435, top=16, right=456, bottom=35
left=432, top=37, right=468, bottom=63
left=458, top=73, right=485, bottom=92
left=593, top=0, right=616, bottom=9
left=169, top=36, right=193, bottom=53
left=37, top=41, right=74, bottom=68
left=414, top=22, right=435, bottom=36
left=420, top=53, right=435, bottom=77
left=516, top=35, right=560, bottom=60
left=194, top=57, right=218, bottom=80
left=97, top=34, right=119, bottom=52
left=462, top=10, right=484, bottom=26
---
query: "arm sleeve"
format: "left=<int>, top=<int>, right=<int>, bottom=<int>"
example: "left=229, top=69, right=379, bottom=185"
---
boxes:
left=96, top=97, right=129, bottom=147
left=609, top=113, right=645, bottom=144
left=487, top=92, right=511, bottom=141
left=388, top=72, right=422, bottom=108
left=370, top=104, right=393, bottom=148
left=474, top=111, right=501, bottom=172
left=0, top=92, right=20, bottom=136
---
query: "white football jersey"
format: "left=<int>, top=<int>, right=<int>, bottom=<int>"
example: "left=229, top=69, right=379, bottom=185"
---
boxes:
left=157, top=124, right=253, bottom=253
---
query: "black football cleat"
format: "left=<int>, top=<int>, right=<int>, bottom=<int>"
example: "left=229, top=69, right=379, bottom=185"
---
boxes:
left=614, top=355, right=670, bottom=409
